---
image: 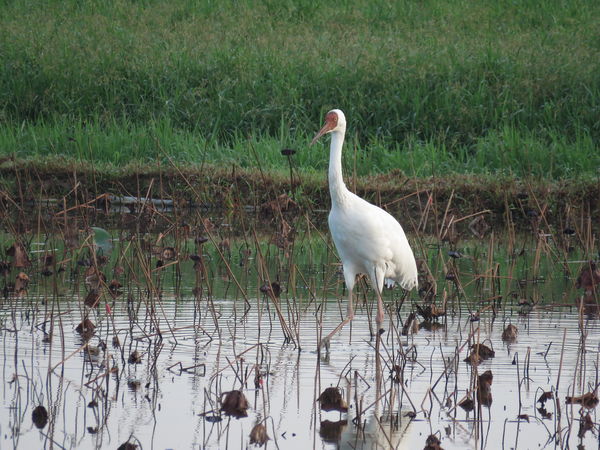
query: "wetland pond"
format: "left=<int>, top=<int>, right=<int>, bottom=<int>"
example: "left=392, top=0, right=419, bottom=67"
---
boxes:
left=0, top=203, right=599, bottom=449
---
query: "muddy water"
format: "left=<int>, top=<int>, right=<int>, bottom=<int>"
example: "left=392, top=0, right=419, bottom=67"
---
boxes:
left=0, top=221, right=597, bottom=449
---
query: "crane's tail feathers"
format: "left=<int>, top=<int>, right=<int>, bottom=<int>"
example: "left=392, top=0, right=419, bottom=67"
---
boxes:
left=385, top=277, right=418, bottom=291
left=399, top=277, right=418, bottom=291
left=404, top=279, right=418, bottom=291
left=384, top=278, right=395, bottom=289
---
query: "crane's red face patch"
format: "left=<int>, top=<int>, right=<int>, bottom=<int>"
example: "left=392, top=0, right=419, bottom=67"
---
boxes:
left=310, top=111, right=338, bottom=145
left=324, top=111, right=338, bottom=128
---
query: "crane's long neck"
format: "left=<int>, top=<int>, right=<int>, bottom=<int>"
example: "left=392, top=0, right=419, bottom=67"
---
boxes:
left=328, top=129, right=348, bottom=206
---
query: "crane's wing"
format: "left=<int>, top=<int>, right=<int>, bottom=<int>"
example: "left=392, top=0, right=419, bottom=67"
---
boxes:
left=328, top=194, right=418, bottom=290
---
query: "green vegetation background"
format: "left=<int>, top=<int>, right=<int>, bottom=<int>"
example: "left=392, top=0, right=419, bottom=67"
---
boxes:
left=1, top=0, right=598, bottom=179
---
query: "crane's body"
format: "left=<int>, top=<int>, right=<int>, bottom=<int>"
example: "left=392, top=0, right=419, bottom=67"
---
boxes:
left=312, top=109, right=418, bottom=349
left=329, top=194, right=418, bottom=291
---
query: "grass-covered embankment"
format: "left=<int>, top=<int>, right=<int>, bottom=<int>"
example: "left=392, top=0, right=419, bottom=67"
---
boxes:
left=0, top=0, right=598, bottom=180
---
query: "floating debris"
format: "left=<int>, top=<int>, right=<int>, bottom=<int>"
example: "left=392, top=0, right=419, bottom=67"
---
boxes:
left=85, top=344, right=104, bottom=360
left=108, top=279, right=122, bottom=298
left=260, top=281, right=281, bottom=298
left=537, top=406, right=553, bottom=420
left=578, top=412, right=594, bottom=438
left=221, top=390, right=249, bottom=418
left=127, top=380, right=141, bottom=391
left=318, top=387, right=348, bottom=412
left=566, top=392, right=599, bottom=409
left=15, top=272, right=29, bottom=297
left=415, top=302, right=446, bottom=322
left=31, top=405, right=48, bottom=429
left=249, top=423, right=270, bottom=446
left=538, top=391, right=554, bottom=404
left=116, top=442, right=138, bottom=450
left=464, top=344, right=495, bottom=365
left=458, top=395, right=474, bottom=412
left=502, top=324, right=518, bottom=342
left=75, top=319, right=95, bottom=335
left=84, top=289, right=102, bottom=308
left=477, top=370, right=493, bottom=407
left=417, top=259, right=437, bottom=301
left=7, top=242, right=31, bottom=268
left=424, top=434, right=444, bottom=450
left=204, top=415, right=222, bottom=423
left=401, top=312, right=419, bottom=336
left=128, top=351, right=143, bottom=364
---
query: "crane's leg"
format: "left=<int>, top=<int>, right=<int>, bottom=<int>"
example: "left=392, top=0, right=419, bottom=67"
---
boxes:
left=370, top=266, right=385, bottom=399
left=370, top=266, right=386, bottom=330
left=319, top=271, right=355, bottom=351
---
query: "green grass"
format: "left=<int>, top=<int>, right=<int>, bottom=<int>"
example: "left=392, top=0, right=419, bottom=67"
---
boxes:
left=0, top=0, right=598, bottom=179
left=2, top=118, right=597, bottom=179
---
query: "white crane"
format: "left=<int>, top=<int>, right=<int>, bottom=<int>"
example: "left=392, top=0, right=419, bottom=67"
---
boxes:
left=311, top=109, right=418, bottom=349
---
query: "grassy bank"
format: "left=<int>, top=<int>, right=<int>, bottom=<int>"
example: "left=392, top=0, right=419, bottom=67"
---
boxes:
left=0, top=119, right=598, bottom=179
left=1, top=159, right=598, bottom=232
left=0, top=0, right=598, bottom=178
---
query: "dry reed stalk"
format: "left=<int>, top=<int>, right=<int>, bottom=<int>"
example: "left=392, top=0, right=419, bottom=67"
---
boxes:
left=438, top=189, right=454, bottom=241
left=252, top=231, right=296, bottom=345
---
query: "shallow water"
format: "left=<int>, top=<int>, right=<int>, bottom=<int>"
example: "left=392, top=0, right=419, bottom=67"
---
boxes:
left=1, top=286, right=599, bottom=450
left=0, top=212, right=597, bottom=449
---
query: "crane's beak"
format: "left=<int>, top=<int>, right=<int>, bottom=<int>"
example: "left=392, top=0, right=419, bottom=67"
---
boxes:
left=310, top=127, right=327, bottom=146
left=310, top=117, right=336, bottom=146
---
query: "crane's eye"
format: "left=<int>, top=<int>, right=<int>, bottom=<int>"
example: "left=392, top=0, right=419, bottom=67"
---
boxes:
left=325, top=112, right=338, bottom=127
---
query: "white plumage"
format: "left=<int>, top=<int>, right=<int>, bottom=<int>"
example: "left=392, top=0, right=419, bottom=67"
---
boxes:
left=311, top=109, right=418, bottom=349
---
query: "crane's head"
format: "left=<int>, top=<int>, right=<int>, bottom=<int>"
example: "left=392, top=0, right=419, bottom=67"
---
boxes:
left=310, top=109, right=346, bottom=145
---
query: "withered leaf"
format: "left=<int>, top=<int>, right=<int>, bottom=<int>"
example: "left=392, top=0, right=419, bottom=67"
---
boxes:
left=128, top=351, right=143, bottom=364
left=7, top=242, right=31, bottom=268
left=566, top=392, right=599, bottom=409
left=317, top=387, right=348, bottom=412
left=249, top=423, right=270, bottom=446
left=221, top=390, right=249, bottom=418
left=32, top=405, right=48, bottom=429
